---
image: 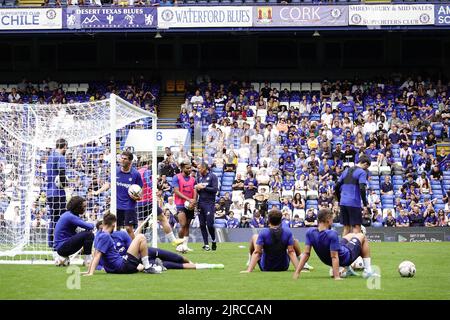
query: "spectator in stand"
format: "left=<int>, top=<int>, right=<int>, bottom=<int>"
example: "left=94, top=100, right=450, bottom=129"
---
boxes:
left=8, top=88, right=21, bottom=103
left=425, top=133, right=437, bottom=148
left=437, top=209, right=448, bottom=226
left=367, top=189, right=381, bottom=207
left=396, top=210, right=410, bottom=227
left=304, top=208, right=317, bottom=227
left=239, top=216, right=250, bottom=228
left=361, top=207, right=372, bottom=227
left=430, top=165, right=443, bottom=181
left=383, top=211, right=396, bottom=227
left=424, top=210, right=438, bottom=227
left=416, top=172, right=432, bottom=195
left=409, top=205, right=425, bottom=227
left=244, top=173, right=258, bottom=200
left=400, top=143, right=413, bottom=162
left=250, top=210, right=265, bottom=228
left=227, top=211, right=240, bottom=228
left=281, top=211, right=291, bottom=229
left=190, top=90, right=204, bottom=106
left=372, top=208, right=384, bottom=228
left=291, top=215, right=305, bottom=228
left=400, top=174, right=419, bottom=195
left=380, top=175, right=394, bottom=195
left=388, top=125, right=401, bottom=145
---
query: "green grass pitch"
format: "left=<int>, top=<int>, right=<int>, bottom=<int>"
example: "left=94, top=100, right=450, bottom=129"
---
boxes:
left=1, top=242, right=449, bottom=300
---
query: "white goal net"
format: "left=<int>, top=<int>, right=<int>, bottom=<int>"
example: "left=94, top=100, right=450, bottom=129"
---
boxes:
left=0, top=94, right=158, bottom=264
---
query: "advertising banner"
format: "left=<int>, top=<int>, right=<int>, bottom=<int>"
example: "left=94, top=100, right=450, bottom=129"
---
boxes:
left=397, top=232, right=444, bottom=243
left=157, top=6, right=252, bottom=29
left=435, top=5, right=450, bottom=25
left=64, top=7, right=156, bottom=29
left=253, top=5, right=348, bottom=27
left=349, top=4, right=434, bottom=26
left=0, top=8, right=62, bottom=30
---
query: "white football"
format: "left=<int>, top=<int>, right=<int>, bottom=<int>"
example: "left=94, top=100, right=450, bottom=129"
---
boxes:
left=361, top=225, right=366, bottom=235
left=128, top=184, right=142, bottom=198
left=398, top=261, right=416, bottom=278
left=351, top=256, right=365, bottom=270
left=184, top=200, right=192, bottom=209
left=54, top=175, right=63, bottom=188
left=329, top=267, right=347, bottom=278
left=176, top=244, right=187, bottom=254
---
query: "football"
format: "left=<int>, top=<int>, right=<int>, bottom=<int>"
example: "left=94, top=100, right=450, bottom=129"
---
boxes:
left=329, top=267, right=347, bottom=278
left=184, top=200, right=194, bottom=210
left=176, top=244, right=188, bottom=254
left=398, top=261, right=416, bottom=278
left=351, top=256, right=365, bottom=270
left=128, top=184, right=142, bottom=198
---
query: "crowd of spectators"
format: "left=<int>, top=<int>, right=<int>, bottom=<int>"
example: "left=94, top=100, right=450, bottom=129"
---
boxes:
left=173, top=75, right=450, bottom=228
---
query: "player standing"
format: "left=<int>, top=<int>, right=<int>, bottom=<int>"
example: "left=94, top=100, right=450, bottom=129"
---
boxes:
left=196, top=162, right=219, bottom=251
left=117, top=151, right=143, bottom=240
left=46, top=138, right=68, bottom=255
left=293, top=209, right=379, bottom=280
left=334, top=155, right=371, bottom=235
left=137, top=157, right=183, bottom=246
left=172, top=162, right=197, bottom=253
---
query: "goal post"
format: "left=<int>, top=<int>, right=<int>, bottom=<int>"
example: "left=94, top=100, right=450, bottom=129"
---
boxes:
left=0, top=94, right=158, bottom=264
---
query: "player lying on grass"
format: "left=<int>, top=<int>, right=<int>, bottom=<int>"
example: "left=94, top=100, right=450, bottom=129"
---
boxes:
left=241, top=209, right=313, bottom=273
left=83, top=213, right=163, bottom=276
left=53, top=196, right=94, bottom=266
left=95, top=219, right=224, bottom=271
left=293, top=208, right=379, bottom=281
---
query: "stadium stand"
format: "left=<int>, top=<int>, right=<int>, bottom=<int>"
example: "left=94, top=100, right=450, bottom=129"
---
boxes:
left=1, top=76, right=449, bottom=231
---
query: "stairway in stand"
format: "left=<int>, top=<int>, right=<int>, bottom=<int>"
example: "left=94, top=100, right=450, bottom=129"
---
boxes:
left=436, top=143, right=450, bottom=156
left=157, top=95, right=184, bottom=129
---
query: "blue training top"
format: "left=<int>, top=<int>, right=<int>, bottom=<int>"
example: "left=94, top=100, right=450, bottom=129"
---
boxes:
left=46, top=150, right=66, bottom=198
left=256, top=227, right=294, bottom=271
left=305, top=228, right=352, bottom=267
left=116, top=166, right=143, bottom=210
left=54, top=211, right=94, bottom=251
left=337, top=167, right=368, bottom=208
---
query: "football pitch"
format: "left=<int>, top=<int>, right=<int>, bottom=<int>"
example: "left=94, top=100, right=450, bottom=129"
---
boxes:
left=1, top=242, right=449, bottom=300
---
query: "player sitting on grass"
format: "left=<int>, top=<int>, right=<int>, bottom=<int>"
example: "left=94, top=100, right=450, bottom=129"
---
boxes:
left=83, top=213, right=162, bottom=276
left=293, top=208, right=379, bottom=281
left=95, top=219, right=224, bottom=271
left=241, top=209, right=313, bottom=273
left=53, top=196, right=94, bottom=267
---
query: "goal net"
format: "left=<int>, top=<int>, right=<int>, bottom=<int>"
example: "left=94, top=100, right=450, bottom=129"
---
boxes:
left=0, top=94, right=158, bottom=264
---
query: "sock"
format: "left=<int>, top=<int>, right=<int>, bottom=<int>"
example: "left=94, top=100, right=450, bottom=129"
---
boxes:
left=183, top=236, right=189, bottom=246
left=166, top=231, right=176, bottom=242
left=83, top=255, right=92, bottom=263
left=246, top=253, right=251, bottom=265
left=195, top=263, right=210, bottom=269
left=363, top=257, right=372, bottom=273
left=142, top=256, right=151, bottom=269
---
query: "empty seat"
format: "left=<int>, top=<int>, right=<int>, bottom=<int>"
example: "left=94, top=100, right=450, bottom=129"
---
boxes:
left=301, top=82, right=311, bottom=91
left=290, top=82, right=301, bottom=91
